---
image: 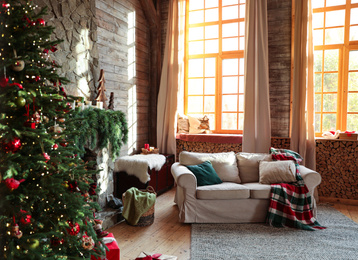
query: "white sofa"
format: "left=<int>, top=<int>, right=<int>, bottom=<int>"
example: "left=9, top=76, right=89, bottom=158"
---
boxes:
left=171, top=151, right=322, bottom=223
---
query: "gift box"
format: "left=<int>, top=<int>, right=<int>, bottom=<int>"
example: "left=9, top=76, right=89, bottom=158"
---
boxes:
left=135, top=252, right=177, bottom=260
left=91, top=233, right=120, bottom=260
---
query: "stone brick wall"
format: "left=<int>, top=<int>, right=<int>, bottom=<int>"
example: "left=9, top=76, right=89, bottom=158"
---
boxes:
left=33, top=0, right=99, bottom=99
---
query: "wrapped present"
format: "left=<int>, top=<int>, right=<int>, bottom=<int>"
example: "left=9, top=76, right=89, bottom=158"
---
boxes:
left=135, top=252, right=177, bottom=260
left=91, top=233, right=120, bottom=260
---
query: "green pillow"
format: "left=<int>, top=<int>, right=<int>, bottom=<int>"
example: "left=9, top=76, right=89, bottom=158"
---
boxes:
left=186, top=161, right=223, bottom=186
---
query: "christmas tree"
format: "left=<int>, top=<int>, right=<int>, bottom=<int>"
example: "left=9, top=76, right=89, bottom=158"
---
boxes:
left=0, top=1, right=105, bottom=259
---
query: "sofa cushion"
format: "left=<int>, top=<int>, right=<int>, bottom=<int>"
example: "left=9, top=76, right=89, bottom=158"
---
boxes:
left=242, top=183, right=272, bottom=199
left=259, top=160, right=297, bottom=184
left=185, top=161, right=223, bottom=187
left=236, top=152, right=272, bottom=183
left=196, top=182, right=250, bottom=200
left=180, top=151, right=241, bottom=183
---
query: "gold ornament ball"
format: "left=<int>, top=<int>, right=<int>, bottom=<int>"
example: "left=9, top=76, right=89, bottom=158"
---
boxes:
left=16, top=97, right=26, bottom=107
left=11, top=60, right=25, bottom=72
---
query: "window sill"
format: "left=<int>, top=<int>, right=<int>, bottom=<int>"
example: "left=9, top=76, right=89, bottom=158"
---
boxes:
left=176, top=133, right=243, bottom=144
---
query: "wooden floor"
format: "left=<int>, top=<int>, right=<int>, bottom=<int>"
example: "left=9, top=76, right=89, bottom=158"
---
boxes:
left=107, top=188, right=358, bottom=260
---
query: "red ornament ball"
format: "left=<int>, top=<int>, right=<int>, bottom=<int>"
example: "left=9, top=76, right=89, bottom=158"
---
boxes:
left=36, top=18, right=45, bottom=26
left=19, top=210, right=32, bottom=225
left=2, top=137, right=21, bottom=153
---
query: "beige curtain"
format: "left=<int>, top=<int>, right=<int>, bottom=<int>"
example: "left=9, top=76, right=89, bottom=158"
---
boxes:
left=242, top=0, right=271, bottom=153
left=157, top=0, right=185, bottom=155
left=291, top=0, right=315, bottom=170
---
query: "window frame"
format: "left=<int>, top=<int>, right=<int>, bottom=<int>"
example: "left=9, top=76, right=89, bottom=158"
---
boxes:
left=312, top=1, right=358, bottom=136
left=184, top=0, right=245, bottom=134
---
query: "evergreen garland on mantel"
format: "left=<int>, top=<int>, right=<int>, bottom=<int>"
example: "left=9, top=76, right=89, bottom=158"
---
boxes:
left=70, top=107, right=128, bottom=160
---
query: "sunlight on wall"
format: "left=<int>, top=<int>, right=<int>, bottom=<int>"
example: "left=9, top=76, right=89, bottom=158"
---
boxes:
left=127, top=11, right=137, bottom=154
left=75, top=28, right=91, bottom=99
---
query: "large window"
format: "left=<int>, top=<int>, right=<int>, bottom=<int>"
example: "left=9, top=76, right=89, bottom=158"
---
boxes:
left=313, top=0, right=358, bottom=135
left=184, top=0, right=246, bottom=133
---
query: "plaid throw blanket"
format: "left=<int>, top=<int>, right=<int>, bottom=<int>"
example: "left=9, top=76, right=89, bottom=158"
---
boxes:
left=267, top=148, right=326, bottom=231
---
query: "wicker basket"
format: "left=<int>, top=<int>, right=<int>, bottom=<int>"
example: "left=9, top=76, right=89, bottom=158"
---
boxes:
left=122, top=186, right=156, bottom=227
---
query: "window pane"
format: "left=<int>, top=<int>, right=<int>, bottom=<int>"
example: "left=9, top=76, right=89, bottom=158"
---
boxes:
left=222, top=38, right=239, bottom=51
left=323, top=94, right=337, bottom=112
left=315, top=114, right=321, bottom=132
left=325, top=28, right=344, bottom=44
left=239, top=22, right=245, bottom=36
left=326, top=0, right=345, bottom=7
left=238, top=95, right=244, bottom=112
left=188, top=59, right=204, bottom=77
left=204, top=96, right=215, bottom=112
left=348, top=72, right=358, bottom=91
left=205, top=8, right=219, bottom=22
left=239, top=37, right=245, bottom=50
left=223, top=0, right=238, bottom=6
left=205, top=0, right=218, bottom=8
left=348, top=93, right=358, bottom=112
left=347, top=114, right=358, bottom=130
left=315, top=73, right=322, bottom=92
left=313, top=12, right=324, bottom=28
left=187, top=96, right=203, bottom=112
left=222, top=76, right=238, bottom=94
left=324, top=49, right=339, bottom=71
left=349, top=26, right=358, bottom=41
left=313, top=29, right=324, bottom=45
left=205, top=58, right=216, bottom=77
left=223, top=6, right=238, bottom=20
left=222, top=95, right=238, bottom=111
left=189, top=0, right=204, bottom=11
left=189, top=27, right=204, bottom=41
left=204, top=78, right=216, bottom=94
left=205, top=39, right=219, bottom=53
left=351, top=8, right=358, bottom=25
left=314, top=50, right=323, bottom=72
left=326, top=10, right=345, bottom=27
left=239, top=58, right=244, bottom=75
left=223, top=23, right=239, bottom=37
left=205, top=25, right=219, bottom=39
left=315, top=94, right=322, bottom=112
left=239, top=4, right=245, bottom=18
left=189, top=10, right=204, bottom=24
left=312, top=0, right=324, bottom=8
left=352, top=0, right=358, bottom=3
left=222, top=113, right=237, bottom=130
left=322, top=114, right=336, bottom=132
left=239, top=76, right=244, bottom=93
left=238, top=113, right=244, bottom=130
left=223, top=59, right=238, bottom=76
left=323, top=73, right=338, bottom=92
left=349, top=51, right=358, bottom=70
left=189, top=41, right=204, bottom=55
left=188, top=79, right=203, bottom=95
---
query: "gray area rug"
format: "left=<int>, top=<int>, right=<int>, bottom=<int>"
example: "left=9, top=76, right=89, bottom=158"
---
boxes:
left=191, top=205, right=358, bottom=260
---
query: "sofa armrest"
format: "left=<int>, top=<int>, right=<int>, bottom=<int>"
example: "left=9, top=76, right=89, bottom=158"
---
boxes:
left=299, top=166, right=322, bottom=193
left=171, top=162, right=197, bottom=190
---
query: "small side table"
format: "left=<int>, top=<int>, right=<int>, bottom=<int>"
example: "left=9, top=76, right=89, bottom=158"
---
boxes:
left=147, top=154, right=175, bottom=195
left=114, top=154, right=175, bottom=197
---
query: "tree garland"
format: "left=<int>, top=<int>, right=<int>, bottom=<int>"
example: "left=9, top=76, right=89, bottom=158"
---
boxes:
left=69, top=107, right=128, bottom=160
